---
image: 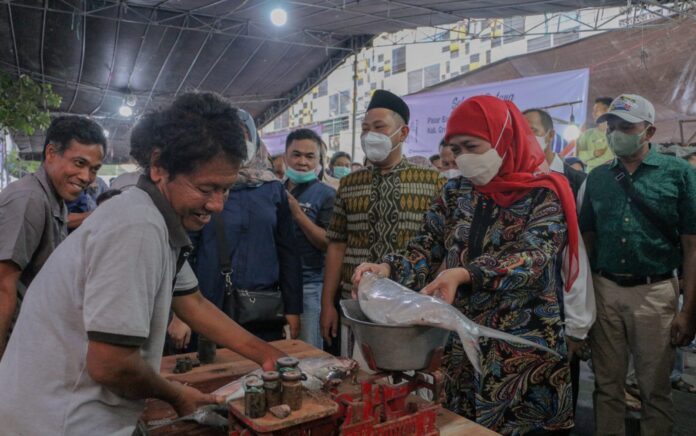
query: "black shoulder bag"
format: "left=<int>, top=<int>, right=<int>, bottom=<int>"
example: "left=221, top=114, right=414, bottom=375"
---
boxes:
left=612, top=166, right=680, bottom=247
left=213, top=213, right=285, bottom=325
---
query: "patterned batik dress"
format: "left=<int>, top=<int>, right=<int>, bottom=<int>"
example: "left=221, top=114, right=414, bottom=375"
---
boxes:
left=384, top=178, right=573, bottom=435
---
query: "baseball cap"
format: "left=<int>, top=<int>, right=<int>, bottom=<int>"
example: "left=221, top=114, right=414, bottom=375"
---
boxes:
left=596, top=94, right=655, bottom=125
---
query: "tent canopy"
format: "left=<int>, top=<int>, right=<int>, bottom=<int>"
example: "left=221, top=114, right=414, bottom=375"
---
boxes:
left=0, top=0, right=621, bottom=160
left=420, top=17, right=696, bottom=144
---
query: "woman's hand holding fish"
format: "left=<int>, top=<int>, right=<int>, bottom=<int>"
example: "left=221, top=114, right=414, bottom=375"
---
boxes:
left=351, top=263, right=391, bottom=298
left=420, top=268, right=471, bottom=304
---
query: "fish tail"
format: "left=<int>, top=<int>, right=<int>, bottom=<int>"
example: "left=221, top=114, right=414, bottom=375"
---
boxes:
left=455, top=326, right=483, bottom=374
left=475, top=325, right=561, bottom=358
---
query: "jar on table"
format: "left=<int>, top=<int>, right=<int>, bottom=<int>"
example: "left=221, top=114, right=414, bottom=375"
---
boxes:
left=281, top=369, right=304, bottom=411
left=276, top=356, right=300, bottom=373
left=262, top=371, right=282, bottom=408
left=244, top=376, right=266, bottom=418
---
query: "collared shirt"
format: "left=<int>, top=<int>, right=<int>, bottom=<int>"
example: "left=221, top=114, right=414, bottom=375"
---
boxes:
left=327, top=158, right=446, bottom=299
left=580, top=148, right=696, bottom=275
left=577, top=127, right=614, bottom=171
left=0, top=165, right=67, bottom=293
left=286, top=179, right=336, bottom=283
left=0, top=175, right=197, bottom=435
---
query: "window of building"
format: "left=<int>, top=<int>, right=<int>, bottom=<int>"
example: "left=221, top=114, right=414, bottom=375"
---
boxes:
left=329, top=90, right=351, bottom=116
left=407, top=69, right=423, bottom=94
left=527, top=35, right=551, bottom=52
left=503, top=16, right=525, bottom=43
left=316, top=80, right=328, bottom=98
left=424, top=64, right=440, bottom=88
left=392, top=46, right=406, bottom=74
left=273, top=111, right=289, bottom=130
left=553, top=27, right=580, bottom=46
left=486, top=50, right=491, bottom=64
left=470, top=53, right=480, bottom=63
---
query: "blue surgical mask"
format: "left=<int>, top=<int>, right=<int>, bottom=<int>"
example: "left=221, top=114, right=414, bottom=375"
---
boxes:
left=333, top=166, right=351, bottom=179
left=286, top=166, right=318, bottom=184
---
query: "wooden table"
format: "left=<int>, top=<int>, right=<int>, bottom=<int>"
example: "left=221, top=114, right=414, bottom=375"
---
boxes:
left=141, top=340, right=497, bottom=435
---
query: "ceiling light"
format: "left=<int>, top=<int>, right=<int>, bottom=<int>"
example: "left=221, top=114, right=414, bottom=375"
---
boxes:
left=119, top=105, right=133, bottom=117
left=103, top=129, right=110, bottom=138
left=270, top=8, right=287, bottom=26
left=563, top=124, right=580, bottom=142
left=562, top=105, right=580, bottom=142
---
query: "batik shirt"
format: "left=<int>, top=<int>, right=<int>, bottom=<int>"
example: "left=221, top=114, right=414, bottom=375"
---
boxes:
left=327, top=158, right=445, bottom=299
left=384, top=177, right=573, bottom=435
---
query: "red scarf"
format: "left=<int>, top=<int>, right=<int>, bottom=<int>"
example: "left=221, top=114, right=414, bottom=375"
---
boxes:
left=445, top=95, right=579, bottom=292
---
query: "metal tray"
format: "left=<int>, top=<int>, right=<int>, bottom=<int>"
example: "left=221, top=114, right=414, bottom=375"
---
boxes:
left=340, top=300, right=450, bottom=371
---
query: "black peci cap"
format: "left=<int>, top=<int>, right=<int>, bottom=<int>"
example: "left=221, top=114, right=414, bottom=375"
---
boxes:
left=367, top=90, right=410, bottom=124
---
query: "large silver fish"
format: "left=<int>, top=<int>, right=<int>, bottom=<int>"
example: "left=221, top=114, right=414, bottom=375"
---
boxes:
left=357, top=272, right=560, bottom=373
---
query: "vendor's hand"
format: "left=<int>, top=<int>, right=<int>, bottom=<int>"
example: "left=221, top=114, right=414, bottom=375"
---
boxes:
left=351, top=263, right=391, bottom=297
left=170, top=381, right=224, bottom=417
left=285, top=314, right=301, bottom=339
left=566, top=337, right=586, bottom=361
left=167, top=316, right=191, bottom=350
left=286, top=192, right=303, bottom=219
left=320, top=304, right=339, bottom=345
left=261, top=347, right=286, bottom=372
left=420, top=268, right=470, bottom=305
left=671, top=311, right=696, bottom=347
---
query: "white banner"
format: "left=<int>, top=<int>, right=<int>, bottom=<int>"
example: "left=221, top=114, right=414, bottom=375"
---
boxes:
left=403, top=68, right=590, bottom=157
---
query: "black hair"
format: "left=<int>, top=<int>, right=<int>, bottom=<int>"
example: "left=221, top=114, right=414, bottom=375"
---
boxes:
left=523, top=108, right=554, bottom=133
left=429, top=154, right=440, bottom=163
left=285, top=128, right=322, bottom=151
left=42, top=115, right=107, bottom=160
left=129, top=92, right=246, bottom=178
left=564, top=157, right=587, bottom=171
left=595, top=97, right=614, bottom=108
left=329, top=151, right=352, bottom=168
left=96, top=189, right=122, bottom=205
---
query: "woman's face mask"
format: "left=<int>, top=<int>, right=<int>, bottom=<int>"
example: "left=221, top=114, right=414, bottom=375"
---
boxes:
left=455, top=150, right=503, bottom=185
left=454, top=110, right=509, bottom=185
left=361, top=128, right=401, bottom=163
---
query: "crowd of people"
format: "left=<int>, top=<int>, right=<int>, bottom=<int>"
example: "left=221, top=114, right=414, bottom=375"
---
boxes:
left=0, top=88, right=694, bottom=436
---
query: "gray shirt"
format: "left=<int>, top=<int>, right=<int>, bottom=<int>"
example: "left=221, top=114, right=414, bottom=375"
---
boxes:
left=0, top=165, right=67, bottom=293
left=0, top=176, right=198, bottom=435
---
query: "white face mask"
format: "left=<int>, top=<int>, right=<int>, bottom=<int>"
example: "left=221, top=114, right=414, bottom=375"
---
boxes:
left=535, top=135, right=547, bottom=152
left=455, top=110, right=508, bottom=186
left=361, top=128, right=401, bottom=163
left=442, top=169, right=461, bottom=180
left=455, top=150, right=503, bottom=185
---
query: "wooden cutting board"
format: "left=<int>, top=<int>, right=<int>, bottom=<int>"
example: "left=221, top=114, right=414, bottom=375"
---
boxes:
left=228, top=391, right=338, bottom=432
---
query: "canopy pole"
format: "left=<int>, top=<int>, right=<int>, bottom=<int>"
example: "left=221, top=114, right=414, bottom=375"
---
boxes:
left=351, top=52, right=358, bottom=160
